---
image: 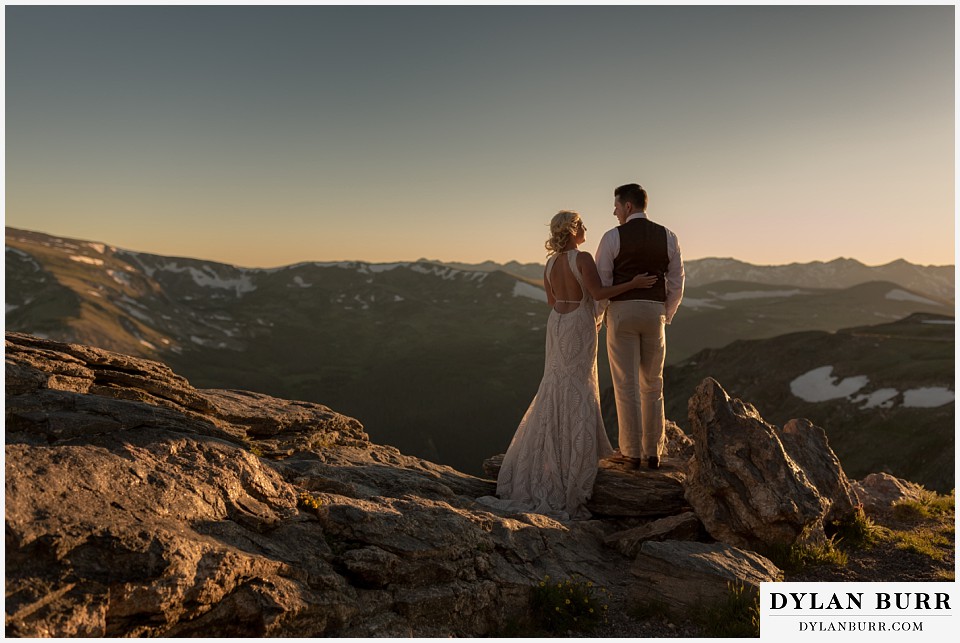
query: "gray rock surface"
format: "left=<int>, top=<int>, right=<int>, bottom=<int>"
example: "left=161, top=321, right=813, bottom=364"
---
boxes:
left=683, top=378, right=830, bottom=548
left=777, top=418, right=858, bottom=524
left=630, top=540, right=782, bottom=611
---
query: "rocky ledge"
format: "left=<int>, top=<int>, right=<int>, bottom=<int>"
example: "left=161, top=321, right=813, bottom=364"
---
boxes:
left=4, top=332, right=925, bottom=636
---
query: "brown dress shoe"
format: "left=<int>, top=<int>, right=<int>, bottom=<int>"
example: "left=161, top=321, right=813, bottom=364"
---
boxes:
left=608, top=451, right=641, bottom=466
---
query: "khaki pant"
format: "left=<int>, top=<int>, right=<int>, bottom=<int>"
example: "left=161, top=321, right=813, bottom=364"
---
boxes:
left=606, top=300, right=666, bottom=459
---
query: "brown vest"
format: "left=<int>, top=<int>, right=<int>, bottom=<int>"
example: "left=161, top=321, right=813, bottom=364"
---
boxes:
left=611, top=217, right=669, bottom=302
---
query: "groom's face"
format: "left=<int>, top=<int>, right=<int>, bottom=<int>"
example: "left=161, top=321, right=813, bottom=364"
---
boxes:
left=613, top=197, right=630, bottom=224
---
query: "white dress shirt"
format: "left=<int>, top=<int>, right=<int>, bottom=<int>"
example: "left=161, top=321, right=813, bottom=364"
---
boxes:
left=595, top=212, right=685, bottom=324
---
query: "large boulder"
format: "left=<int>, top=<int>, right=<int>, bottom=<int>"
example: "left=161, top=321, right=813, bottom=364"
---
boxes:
left=629, top=540, right=782, bottom=611
left=683, top=378, right=829, bottom=548
left=776, top=418, right=858, bottom=524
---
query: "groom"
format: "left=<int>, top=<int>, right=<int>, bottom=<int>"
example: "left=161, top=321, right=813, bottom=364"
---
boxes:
left=596, top=183, right=685, bottom=470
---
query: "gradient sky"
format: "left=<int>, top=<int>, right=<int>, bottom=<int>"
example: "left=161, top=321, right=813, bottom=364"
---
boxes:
left=5, top=5, right=955, bottom=268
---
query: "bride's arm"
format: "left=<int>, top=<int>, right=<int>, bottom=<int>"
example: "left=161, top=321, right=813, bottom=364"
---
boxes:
left=577, top=252, right=657, bottom=300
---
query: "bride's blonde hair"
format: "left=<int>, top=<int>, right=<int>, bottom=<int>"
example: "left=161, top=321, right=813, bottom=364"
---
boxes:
left=545, top=210, right=582, bottom=257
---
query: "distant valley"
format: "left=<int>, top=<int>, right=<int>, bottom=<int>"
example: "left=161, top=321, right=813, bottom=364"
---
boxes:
left=5, top=227, right=954, bottom=484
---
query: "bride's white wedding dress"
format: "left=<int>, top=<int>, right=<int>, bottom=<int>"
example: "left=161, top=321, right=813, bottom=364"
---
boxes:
left=478, top=250, right=614, bottom=521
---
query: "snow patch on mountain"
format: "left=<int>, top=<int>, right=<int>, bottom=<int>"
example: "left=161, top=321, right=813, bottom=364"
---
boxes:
left=407, top=264, right=487, bottom=282
left=512, top=281, right=547, bottom=302
left=922, top=319, right=954, bottom=325
left=885, top=289, right=941, bottom=306
left=190, top=335, right=224, bottom=348
left=310, top=261, right=355, bottom=270
left=6, top=304, right=19, bottom=313
left=155, top=262, right=257, bottom=296
left=115, top=296, right=155, bottom=324
left=792, top=368, right=953, bottom=409
left=681, top=298, right=725, bottom=310
left=6, top=247, right=43, bottom=273
left=89, top=243, right=106, bottom=254
left=790, top=366, right=869, bottom=402
left=410, top=264, right=460, bottom=280
left=712, top=289, right=805, bottom=301
left=903, top=387, right=954, bottom=408
left=851, top=388, right=899, bottom=409
left=292, top=276, right=312, bottom=288
left=70, top=255, right=104, bottom=266
left=107, top=269, right=132, bottom=286
left=367, top=263, right=405, bottom=274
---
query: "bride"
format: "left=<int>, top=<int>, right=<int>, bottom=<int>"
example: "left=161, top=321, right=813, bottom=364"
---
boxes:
left=479, top=211, right=656, bottom=521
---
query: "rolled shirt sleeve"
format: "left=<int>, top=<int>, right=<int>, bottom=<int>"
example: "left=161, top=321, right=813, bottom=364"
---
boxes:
left=594, top=228, right=619, bottom=317
left=664, top=230, right=685, bottom=324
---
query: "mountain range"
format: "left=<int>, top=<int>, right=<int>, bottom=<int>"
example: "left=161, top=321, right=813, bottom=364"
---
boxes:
left=5, top=226, right=954, bottom=482
left=429, top=255, right=955, bottom=302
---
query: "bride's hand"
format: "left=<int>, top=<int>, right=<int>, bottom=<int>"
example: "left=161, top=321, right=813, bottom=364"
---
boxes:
left=630, top=273, right=657, bottom=289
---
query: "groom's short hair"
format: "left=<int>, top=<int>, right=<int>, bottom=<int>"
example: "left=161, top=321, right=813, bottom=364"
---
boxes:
left=615, top=183, right=647, bottom=212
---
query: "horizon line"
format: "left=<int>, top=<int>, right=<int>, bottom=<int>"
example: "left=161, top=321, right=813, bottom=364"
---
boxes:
left=5, top=225, right=955, bottom=272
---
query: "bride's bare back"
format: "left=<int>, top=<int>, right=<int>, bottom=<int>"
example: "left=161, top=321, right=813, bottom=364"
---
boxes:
left=546, top=250, right=659, bottom=315
left=546, top=251, right=583, bottom=314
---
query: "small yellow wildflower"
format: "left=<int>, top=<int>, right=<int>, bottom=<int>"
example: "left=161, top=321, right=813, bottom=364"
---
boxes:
left=565, top=599, right=571, bottom=605
left=589, top=608, right=595, bottom=613
left=587, top=582, right=593, bottom=587
left=555, top=607, right=560, bottom=613
left=539, top=581, right=545, bottom=587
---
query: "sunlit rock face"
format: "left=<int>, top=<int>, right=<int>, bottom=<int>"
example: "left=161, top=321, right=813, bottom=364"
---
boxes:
left=682, top=377, right=854, bottom=549
left=2, top=332, right=669, bottom=637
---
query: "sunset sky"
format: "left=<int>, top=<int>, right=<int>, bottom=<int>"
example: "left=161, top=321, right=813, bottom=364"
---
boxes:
left=5, top=4, right=955, bottom=268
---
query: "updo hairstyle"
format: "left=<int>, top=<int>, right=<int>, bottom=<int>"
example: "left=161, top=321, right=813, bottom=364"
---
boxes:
left=544, top=210, right=582, bottom=257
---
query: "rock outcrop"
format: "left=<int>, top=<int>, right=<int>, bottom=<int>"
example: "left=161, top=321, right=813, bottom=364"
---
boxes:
left=4, top=332, right=634, bottom=637
left=682, top=378, right=851, bottom=549
left=11, top=333, right=890, bottom=636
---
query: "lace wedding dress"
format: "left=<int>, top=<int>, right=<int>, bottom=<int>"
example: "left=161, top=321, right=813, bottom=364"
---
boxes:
left=478, top=250, right=614, bottom=521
